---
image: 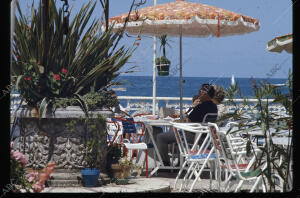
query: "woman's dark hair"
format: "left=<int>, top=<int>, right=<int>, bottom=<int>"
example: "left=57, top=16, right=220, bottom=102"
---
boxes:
left=192, top=95, right=199, bottom=102
left=200, top=84, right=215, bottom=98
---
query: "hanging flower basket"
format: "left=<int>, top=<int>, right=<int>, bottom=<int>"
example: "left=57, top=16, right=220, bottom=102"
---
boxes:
left=155, top=56, right=170, bottom=76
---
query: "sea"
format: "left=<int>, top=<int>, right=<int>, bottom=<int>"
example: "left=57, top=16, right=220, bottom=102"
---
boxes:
left=113, top=76, right=288, bottom=97
left=113, top=76, right=289, bottom=108
left=11, top=75, right=289, bottom=110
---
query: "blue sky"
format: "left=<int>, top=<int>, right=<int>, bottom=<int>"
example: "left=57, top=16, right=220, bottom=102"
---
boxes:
left=19, top=0, right=293, bottom=78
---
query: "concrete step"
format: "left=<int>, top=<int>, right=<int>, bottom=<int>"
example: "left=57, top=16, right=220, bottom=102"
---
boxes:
left=47, top=171, right=111, bottom=187
left=46, top=179, right=82, bottom=187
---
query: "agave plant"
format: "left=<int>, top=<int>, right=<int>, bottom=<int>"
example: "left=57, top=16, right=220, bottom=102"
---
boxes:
left=12, top=0, right=136, bottom=116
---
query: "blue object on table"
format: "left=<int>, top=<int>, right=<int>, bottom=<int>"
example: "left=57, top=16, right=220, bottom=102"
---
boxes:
left=122, top=118, right=137, bottom=134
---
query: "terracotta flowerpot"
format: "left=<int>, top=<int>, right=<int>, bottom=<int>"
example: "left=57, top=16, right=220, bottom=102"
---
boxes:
left=111, top=164, right=131, bottom=179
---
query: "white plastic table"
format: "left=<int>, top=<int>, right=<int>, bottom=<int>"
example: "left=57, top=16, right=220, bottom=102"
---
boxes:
left=134, top=116, right=181, bottom=176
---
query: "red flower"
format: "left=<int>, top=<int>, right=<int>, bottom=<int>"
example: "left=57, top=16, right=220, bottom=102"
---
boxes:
left=39, top=131, right=48, bottom=136
left=37, top=61, right=40, bottom=65
left=26, top=76, right=31, bottom=81
left=62, top=68, right=67, bottom=74
left=53, top=74, right=60, bottom=80
left=135, top=43, right=140, bottom=46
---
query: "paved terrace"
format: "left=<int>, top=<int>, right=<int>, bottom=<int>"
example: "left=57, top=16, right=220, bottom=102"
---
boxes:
left=42, top=171, right=273, bottom=193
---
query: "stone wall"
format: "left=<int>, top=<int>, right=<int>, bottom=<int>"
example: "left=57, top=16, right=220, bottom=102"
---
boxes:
left=14, top=106, right=113, bottom=171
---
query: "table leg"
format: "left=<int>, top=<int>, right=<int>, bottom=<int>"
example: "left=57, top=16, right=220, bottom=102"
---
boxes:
left=145, top=125, right=164, bottom=174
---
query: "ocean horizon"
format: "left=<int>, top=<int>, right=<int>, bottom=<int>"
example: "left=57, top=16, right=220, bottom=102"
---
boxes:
left=113, top=75, right=288, bottom=98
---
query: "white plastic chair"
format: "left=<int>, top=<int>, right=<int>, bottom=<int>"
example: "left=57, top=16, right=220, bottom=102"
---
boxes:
left=171, top=122, right=217, bottom=192
left=209, top=122, right=267, bottom=192
left=106, top=119, right=123, bottom=146
left=110, top=117, right=150, bottom=177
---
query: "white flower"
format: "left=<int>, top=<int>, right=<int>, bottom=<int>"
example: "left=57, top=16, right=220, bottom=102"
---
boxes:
left=20, top=189, right=26, bottom=193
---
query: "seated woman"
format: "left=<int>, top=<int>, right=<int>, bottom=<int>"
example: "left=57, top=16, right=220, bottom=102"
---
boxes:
left=184, top=95, right=201, bottom=116
left=156, top=84, right=217, bottom=167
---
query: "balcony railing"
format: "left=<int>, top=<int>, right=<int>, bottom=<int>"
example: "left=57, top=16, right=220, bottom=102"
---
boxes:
left=11, top=94, right=287, bottom=117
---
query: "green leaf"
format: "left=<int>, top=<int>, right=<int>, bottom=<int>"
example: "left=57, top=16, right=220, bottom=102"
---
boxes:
left=38, top=65, right=44, bottom=74
left=39, top=97, right=51, bottom=118
left=74, top=93, right=89, bottom=117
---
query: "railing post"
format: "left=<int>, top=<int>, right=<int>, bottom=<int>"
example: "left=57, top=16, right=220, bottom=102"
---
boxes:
left=126, top=99, right=130, bottom=110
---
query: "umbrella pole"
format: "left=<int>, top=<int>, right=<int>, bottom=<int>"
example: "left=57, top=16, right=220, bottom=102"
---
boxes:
left=152, top=0, right=157, bottom=116
left=179, top=25, right=183, bottom=121
left=152, top=36, right=157, bottom=115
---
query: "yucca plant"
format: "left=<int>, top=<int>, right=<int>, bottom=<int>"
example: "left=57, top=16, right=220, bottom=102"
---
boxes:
left=12, top=0, right=136, bottom=116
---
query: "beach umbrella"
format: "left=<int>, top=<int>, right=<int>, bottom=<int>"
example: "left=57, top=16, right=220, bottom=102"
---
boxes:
left=105, top=0, right=260, bottom=119
left=266, top=33, right=292, bottom=54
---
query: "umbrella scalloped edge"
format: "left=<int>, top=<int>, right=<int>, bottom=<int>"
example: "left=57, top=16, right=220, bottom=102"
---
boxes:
left=105, top=14, right=260, bottom=37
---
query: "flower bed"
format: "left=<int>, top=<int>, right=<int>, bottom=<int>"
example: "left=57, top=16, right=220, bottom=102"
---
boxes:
left=10, top=142, right=56, bottom=193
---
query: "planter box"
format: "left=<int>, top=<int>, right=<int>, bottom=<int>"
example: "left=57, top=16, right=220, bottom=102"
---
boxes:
left=13, top=106, right=113, bottom=171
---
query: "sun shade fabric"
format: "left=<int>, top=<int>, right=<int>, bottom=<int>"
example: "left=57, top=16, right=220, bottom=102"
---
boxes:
left=266, top=33, right=292, bottom=54
left=106, top=0, right=260, bottom=37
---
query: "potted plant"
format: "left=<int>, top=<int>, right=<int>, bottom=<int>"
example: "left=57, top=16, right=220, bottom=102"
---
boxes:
left=80, top=114, right=106, bottom=187
left=11, top=0, right=136, bottom=175
left=155, top=35, right=172, bottom=76
left=110, top=157, right=142, bottom=185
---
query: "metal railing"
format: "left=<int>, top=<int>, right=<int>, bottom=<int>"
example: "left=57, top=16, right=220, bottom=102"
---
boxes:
left=10, top=94, right=287, bottom=117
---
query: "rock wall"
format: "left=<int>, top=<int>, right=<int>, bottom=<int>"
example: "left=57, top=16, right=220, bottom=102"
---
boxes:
left=14, top=106, right=113, bottom=171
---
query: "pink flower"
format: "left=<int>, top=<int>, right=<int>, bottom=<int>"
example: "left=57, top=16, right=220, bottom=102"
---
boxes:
left=32, top=182, right=45, bottom=193
left=11, top=150, right=27, bottom=166
left=26, top=172, right=39, bottom=183
left=61, top=68, right=67, bottom=74
left=53, top=74, right=60, bottom=81
left=19, top=156, right=28, bottom=166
